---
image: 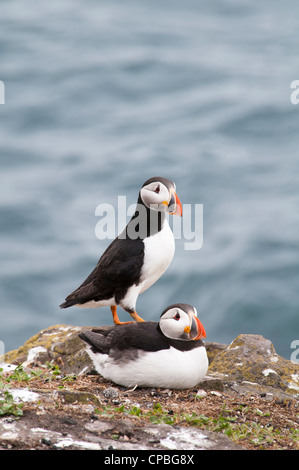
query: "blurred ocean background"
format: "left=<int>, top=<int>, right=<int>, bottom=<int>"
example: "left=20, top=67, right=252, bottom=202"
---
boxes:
left=1, top=0, right=298, bottom=359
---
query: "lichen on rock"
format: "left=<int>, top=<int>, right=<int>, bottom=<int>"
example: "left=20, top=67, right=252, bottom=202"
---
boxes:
left=208, top=334, right=299, bottom=398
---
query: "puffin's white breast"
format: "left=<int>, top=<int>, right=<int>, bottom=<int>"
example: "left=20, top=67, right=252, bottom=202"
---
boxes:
left=139, top=218, right=175, bottom=293
left=86, top=345, right=208, bottom=389
left=119, top=218, right=175, bottom=311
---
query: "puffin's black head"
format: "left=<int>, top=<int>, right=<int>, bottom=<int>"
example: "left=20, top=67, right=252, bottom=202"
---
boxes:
left=159, top=303, right=206, bottom=341
left=139, top=177, right=182, bottom=216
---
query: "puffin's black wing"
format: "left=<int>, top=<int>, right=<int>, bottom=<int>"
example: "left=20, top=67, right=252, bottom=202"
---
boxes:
left=79, top=322, right=203, bottom=356
left=60, top=236, right=144, bottom=308
left=79, top=322, right=168, bottom=354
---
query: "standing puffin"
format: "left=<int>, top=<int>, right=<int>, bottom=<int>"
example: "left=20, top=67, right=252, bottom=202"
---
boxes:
left=60, top=177, right=182, bottom=324
left=79, top=303, right=208, bottom=389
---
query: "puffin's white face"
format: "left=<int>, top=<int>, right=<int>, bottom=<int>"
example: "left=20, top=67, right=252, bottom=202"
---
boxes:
left=140, top=180, right=182, bottom=216
left=159, top=305, right=206, bottom=341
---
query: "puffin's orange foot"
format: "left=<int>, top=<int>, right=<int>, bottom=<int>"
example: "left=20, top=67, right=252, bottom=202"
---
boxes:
left=130, top=311, right=145, bottom=322
left=110, top=306, right=134, bottom=325
left=110, top=306, right=145, bottom=324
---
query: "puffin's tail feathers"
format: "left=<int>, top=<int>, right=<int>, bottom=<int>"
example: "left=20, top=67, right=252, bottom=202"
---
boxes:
left=78, top=329, right=111, bottom=354
left=59, top=299, right=77, bottom=309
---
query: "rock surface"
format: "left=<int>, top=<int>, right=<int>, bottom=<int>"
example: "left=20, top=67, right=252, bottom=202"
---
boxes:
left=1, top=325, right=299, bottom=451
left=208, top=334, right=299, bottom=400
left=4, top=325, right=93, bottom=376
left=0, top=409, right=243, bottom=450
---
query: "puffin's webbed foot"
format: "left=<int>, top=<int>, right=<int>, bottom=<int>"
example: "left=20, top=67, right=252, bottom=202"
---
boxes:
left=110, top=306, right=145, bottom=324
left=130, top=311, right=145, bottom=322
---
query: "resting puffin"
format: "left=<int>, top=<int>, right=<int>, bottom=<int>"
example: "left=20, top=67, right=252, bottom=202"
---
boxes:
left=79, top=303, right=208, bottom=389
left=60, top=177, right=182, bottom=324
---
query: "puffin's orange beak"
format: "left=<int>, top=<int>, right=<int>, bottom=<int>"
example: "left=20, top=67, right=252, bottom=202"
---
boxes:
left=188, top=314, right=206, bottom=340
left=169, top=192, right=183, bottom=217
left=192, top=316, right=206, bottom=340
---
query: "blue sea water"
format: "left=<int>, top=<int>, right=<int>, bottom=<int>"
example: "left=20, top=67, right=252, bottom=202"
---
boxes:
left=1, top=0, right=299, bottom=359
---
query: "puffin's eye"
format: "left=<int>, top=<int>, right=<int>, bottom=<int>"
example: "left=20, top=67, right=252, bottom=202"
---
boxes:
left=174, top=313, right=180, bottom=320
left=154, top=185, right=160, bottom=194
